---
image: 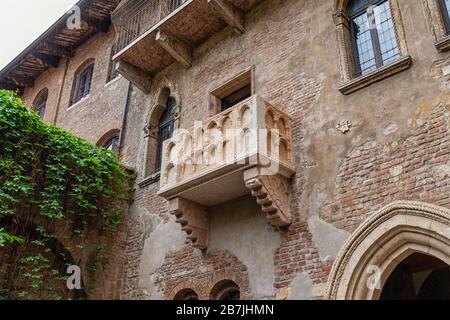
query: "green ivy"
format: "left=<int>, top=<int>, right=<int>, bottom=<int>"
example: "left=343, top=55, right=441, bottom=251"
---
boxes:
left=0, top=90, right=136, bottom=299
left=0, top=90, right=135, bottom=228
left=0, top=228, right=24, bottom=247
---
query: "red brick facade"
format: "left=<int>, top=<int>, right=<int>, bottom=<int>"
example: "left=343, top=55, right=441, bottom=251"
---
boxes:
left=4, top=0, right=450, bottom=300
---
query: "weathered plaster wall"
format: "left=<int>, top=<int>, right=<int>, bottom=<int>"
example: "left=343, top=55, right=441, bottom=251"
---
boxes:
left=122, top=0, right=450, bottom=300
left=208, top=196, right=281, bottom=299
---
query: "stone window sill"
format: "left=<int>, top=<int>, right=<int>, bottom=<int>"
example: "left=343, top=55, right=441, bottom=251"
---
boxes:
left=104, top=75, right=123, bottom=88
left=338, top=55, right=413, bottom=95
left=68, top=95, right=90, bottom=110
left=435, top=35, right=450, bottom=52
left=138, top=171, right=160, bottom=188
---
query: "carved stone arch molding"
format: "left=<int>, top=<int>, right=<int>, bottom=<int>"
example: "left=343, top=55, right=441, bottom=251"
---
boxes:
left=142, top=79, right=182, bottom=179
left=325, top=201, right=450, bottom=300
left=145, top=79, right=182, bottom=135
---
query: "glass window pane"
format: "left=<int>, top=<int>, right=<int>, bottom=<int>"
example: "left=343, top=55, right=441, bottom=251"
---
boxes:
left=349, top=0, right=400, bottom=76
left=352, top=12, right=377, bottom=75
left=444, top=0, right=450, bottom=31
left=373, top=1, right=400, bottom=65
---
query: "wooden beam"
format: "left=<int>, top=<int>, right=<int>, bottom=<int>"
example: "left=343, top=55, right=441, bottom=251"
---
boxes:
left=207, top=0, right=245, bottom=34
left=32, top=52, right=60, bottom=68
left=41, top=42, right=74, bottom=57
left=84, top=16, right=110, bottom=33
left=0, top=81, right=24, bottom=93
left=9, top=76, right=34, bottom=88
left=155, top=30, right=193, bottom=68
left=116, top=60, right=152, bottom=93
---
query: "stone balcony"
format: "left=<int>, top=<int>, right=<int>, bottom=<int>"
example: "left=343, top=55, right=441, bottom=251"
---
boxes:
left=158, top=95, right=295, bottom=249
left=111, top=0, right=264, bottom=92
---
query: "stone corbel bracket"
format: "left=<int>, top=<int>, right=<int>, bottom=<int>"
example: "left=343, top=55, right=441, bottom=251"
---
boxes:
left=244, top=167, right=292, bottom=227
left=169, top=197, right=210, bottom=250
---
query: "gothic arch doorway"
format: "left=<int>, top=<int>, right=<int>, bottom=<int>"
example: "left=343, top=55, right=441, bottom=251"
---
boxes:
left=325, top=201, right=450, bottom=300
left=380, top=252, right=450, bottom=300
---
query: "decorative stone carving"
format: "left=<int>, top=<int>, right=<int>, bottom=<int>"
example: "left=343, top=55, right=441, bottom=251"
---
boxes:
left=143, top=123, right=158, bottom=138
left=336, top=120, right=352, bottom=134
left=159, top=95, right=295, bottom=248
left=169, top=197, right=210, bottom=250
left=325, top=201, right=450, bottom=300
left=244, top=167, right=291, bottom=227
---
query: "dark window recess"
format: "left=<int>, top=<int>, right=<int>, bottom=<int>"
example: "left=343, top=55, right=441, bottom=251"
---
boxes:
left=173, top=289, right=199, bottom=301
left=73, top=64, right=94, bottom=104
left=211, top=280, right=241, bottom=300
left=440, top=0, right=450, bottom=34
left=34, top=89, right=48, bottom=119
left=380, top=253, right=450, bottom=300
left=103, top=135, right=120, bottom=153
left=218, top=288, right=240, bottom=300
left=348, top=0, right=400, bottom=77
left=108, top=45, right=120, bottom=82
left=221, top=84, right=251, bottom=111
left=155, top=97, right=176, bottom=171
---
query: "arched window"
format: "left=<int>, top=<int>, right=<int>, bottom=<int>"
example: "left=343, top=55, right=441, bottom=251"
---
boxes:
left=210, top=280, right=240, bottom=300
left=155, top=96, right=176, bottom=172
left=103, top=135, right=120, bottom=153
left=33, top=88, right=48, bottom=119
left=71, top=61, right=94, bottom=105
left=173, top=288, right=199, bottom=300
left=439, top=0, right=450, bottom=34
left=348, top=0, right=400, bottom=76
left=97, top=129, right=121, bottom=154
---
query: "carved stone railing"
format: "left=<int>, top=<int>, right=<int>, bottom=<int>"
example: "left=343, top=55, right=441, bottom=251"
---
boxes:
left=158, top=95, right=295, bottom=249
left=112, top=0, right=188, bottom=52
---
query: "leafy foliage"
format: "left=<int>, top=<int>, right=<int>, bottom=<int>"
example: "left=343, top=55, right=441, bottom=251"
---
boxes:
left=0, top=90, right=134, bottom=227
left=0, top=228, right=25, bottom=247
left=0, top=90, right=135, bottom=299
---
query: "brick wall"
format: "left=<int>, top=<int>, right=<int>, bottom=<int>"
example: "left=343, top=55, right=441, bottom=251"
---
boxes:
left=15, top=0, right=450, bottom=300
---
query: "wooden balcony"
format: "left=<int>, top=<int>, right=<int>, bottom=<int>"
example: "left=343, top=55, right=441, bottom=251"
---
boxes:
left=158, top=95, right=295, bottom=249
left=111, top=0, right=264, bottom=92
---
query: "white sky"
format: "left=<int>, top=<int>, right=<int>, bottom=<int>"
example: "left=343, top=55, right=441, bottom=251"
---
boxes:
left=0, top=0, right=78, bottom=70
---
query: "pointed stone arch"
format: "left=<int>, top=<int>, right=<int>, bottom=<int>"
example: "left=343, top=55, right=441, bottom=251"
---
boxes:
left=142, top=81, right=181, bottom=179
left=325, top=201, right=450, bottom=300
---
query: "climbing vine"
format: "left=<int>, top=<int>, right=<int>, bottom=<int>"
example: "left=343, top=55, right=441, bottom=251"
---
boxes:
left=0, top=90, right=135, bottom=299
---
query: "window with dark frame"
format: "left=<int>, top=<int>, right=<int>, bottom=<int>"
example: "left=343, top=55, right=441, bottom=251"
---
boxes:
left=209, top=67, right=254, bottom=116
left=72, top=63, right=94, bottom=105
left=173, top=289, right=199, bottom=301
left=155, top=97, right=176, bottom=172
left=220, top=84, right=251, bottom=111
left=107, top=45, right=120, bottom=83
left=348, top=0, right=401, bottom=77
left=33, top=89, right=48, bottom=119
left=440, top=0, right=450, bottom=34
left=210, top=280, right=241, bottom=301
